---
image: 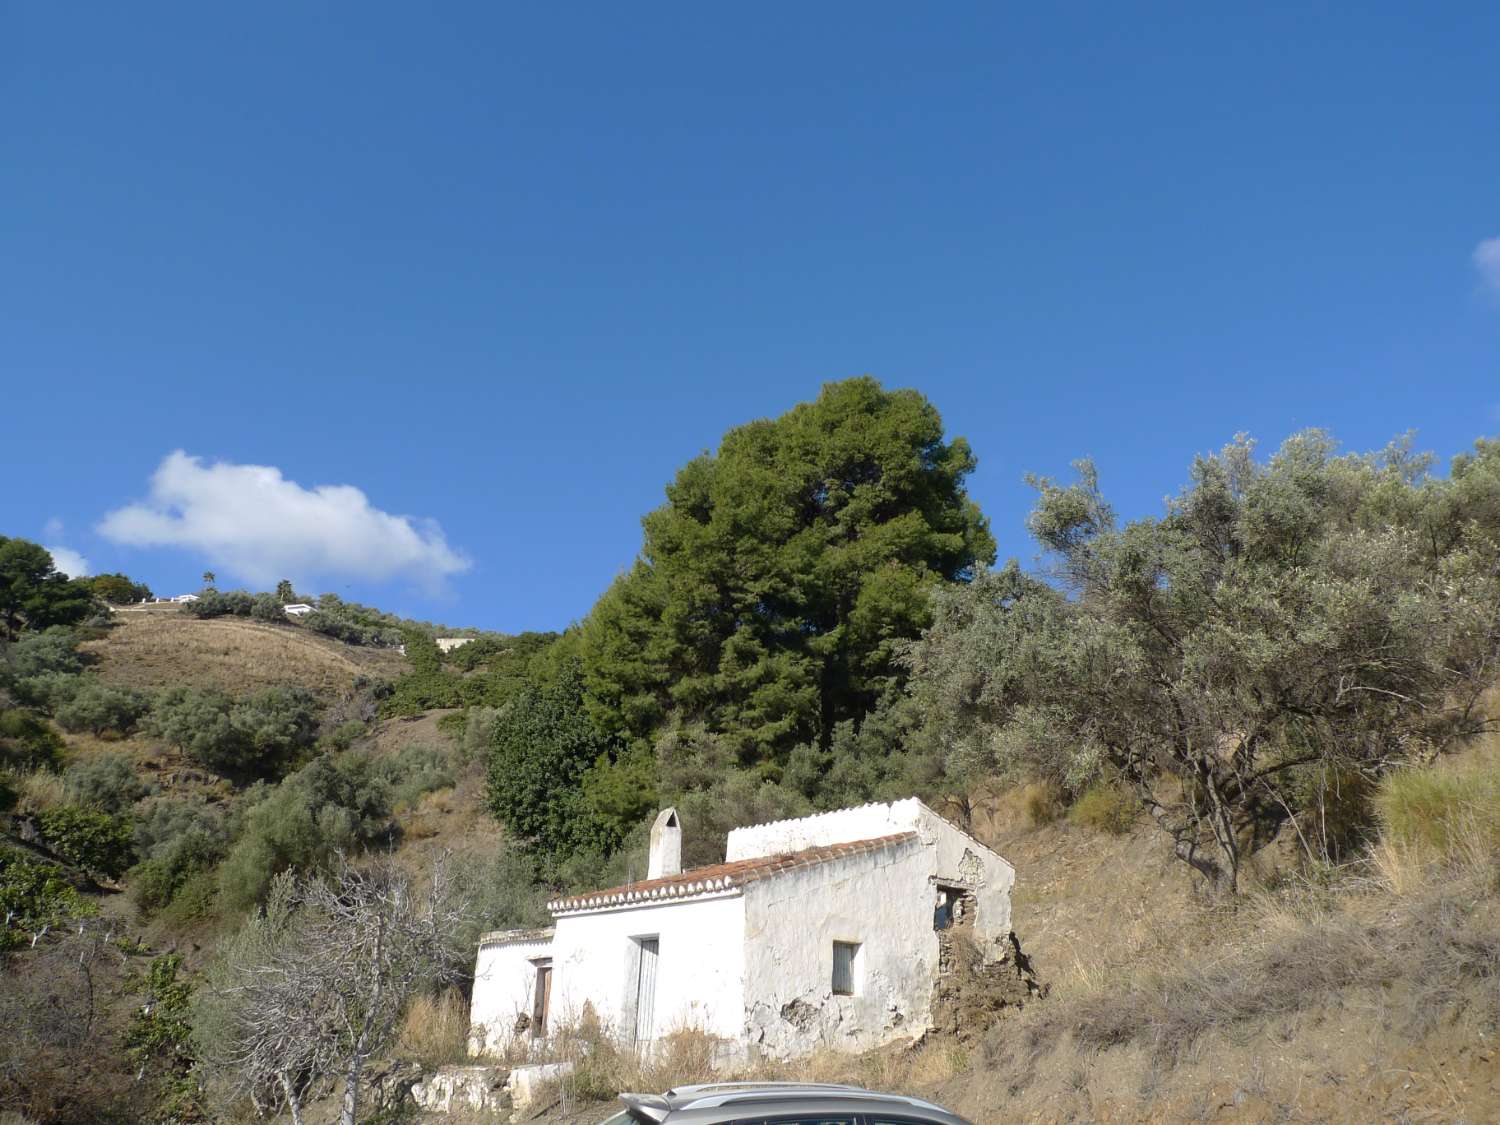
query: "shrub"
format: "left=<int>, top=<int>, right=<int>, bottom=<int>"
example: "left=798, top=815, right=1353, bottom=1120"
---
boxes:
left=1374, top=756, right=1500, bottom=862
left=250, top=592, right=286, bottom=622
left=83, top=573, right=153, bottom=605
left=37, top=805, right=135, bottom=879
left=0, top=708, right=64, bottom=771
left=2, top=627, right=83, bottom=679
left=182, top=589, right=255, bottom=618
left=231, top=685, right=319, bottom=768
left=63, top=751, right=151, bottom=812
left=147, top=685, right=318, bottom=779
left=147, top=686, right=240, bottom=767
left=54, top=680, right=149, bottom=736
left=1020, top=781, right=1064, bottom=828
left=0, top=850, right=91, bottom=949
left=374, top=744, right=456, bottom=811
left=216, top=753, right=399, bottom=912
left=129, top=797, right=231, bottom=916
left=10, top=670, right=85, bottom=713
left=1068, top=780, right=1138, bottom=835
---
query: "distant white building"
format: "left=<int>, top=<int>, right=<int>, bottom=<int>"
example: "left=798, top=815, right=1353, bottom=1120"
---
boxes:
left=171, top=594, right=200, bottom=604
left=469, top=799, right=1015, bottom=1061
left=436, top=637, right=474, bottom=653
left=283, top=603, right=314, bottom=617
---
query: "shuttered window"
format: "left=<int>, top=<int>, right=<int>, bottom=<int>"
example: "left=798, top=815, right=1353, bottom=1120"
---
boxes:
left=831, top=940, right=861, bottom=996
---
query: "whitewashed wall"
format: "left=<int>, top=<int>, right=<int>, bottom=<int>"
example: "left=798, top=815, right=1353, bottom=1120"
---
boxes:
left=912, top=805, right=1015, bottom=949
left=727, top=798, right=928, bottom=861
left=728, top=799, right=1014, bottom=951
left=470, top=930, right=554, bottom=1054
left=547, top=892, right=747, bottom=1041
left=740, top=837, right=933, bottom=1057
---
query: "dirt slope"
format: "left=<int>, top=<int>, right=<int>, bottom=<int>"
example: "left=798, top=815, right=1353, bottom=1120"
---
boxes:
left=82, top=606, right=406, bottom=699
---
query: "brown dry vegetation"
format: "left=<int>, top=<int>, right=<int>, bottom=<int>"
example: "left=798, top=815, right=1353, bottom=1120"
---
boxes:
left=81, top=609, right=405, bottom=701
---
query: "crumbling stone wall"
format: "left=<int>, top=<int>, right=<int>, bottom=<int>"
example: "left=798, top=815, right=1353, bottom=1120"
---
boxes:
left=930, top=903, right=1042, bottom=1043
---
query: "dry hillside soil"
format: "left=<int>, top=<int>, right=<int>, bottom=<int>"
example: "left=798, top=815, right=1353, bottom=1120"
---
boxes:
left=82, top=605, right=406, bottom=699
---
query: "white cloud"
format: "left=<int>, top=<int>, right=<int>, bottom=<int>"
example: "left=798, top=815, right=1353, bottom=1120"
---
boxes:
left=46, top=545, right=91, bottom=578
left=1475, top=237, right=1500, bottom=298
left=98, top=451, right=471, bottom=590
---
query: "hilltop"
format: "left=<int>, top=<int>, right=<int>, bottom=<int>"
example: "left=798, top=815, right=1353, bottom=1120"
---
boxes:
left=83, top=604, right=408, bottom=700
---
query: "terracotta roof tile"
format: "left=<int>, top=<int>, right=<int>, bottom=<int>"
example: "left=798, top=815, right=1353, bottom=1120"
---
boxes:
left=547, top=832, right=919, bottom=914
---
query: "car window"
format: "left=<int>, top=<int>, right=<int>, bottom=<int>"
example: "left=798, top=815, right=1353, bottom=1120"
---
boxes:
left=868, top=1117, right=943, bottom=1125
left=764, top=1118, right=857, bottom=1125
left=595, top=1114, right=633, bottom=1125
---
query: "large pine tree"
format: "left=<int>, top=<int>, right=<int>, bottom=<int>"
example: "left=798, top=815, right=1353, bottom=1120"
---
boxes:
left=580, top=377, right=995, bottom=767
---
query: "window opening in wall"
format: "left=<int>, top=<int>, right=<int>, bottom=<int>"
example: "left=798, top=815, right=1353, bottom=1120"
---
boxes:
left=934, top=884, right=973, bottom=931
left=831, top=940, right=862, bottom=996
left=530, top=958, right=552, bottom=1037
left=632, top=936, right=660, bottom=1044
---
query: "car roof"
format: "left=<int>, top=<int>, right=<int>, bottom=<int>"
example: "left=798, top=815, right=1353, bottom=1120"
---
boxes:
left=618, top=1082, right=974, bottom=1124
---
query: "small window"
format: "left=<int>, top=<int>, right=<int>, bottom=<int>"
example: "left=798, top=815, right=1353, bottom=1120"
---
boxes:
left=831, top=940, right=862, bottom=996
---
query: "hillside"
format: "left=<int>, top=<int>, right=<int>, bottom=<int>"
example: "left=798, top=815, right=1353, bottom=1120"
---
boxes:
left=8, top=602, right=1500, bottom=1123
left=83, top=605, right=407, bottom=699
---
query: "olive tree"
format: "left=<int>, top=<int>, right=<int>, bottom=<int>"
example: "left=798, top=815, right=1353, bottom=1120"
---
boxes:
left=908, top=433, right=1500, bottom=894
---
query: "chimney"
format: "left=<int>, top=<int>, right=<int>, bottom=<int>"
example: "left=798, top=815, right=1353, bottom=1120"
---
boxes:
left=648, top=808, right=682, bottom=879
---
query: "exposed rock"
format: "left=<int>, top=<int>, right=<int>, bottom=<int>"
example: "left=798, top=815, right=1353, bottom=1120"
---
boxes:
left=411, top=1065, right=512, bottom=1114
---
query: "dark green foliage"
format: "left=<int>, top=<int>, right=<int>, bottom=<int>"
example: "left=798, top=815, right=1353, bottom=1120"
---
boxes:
left=216, top=753, right=401, bottom=912
left=0, top=537, right=98, bottom=638
left=0, top=850, right=91, bottom=948
left=301, top=593, right=408, bottom=647
left=231, top=685, right=319, bottom=767
left=37, top=805, right=136, bottom=879
left=251, top=592, right=286, bottom=621
left=485, top=661, right=627, bottom=870
left=381, top=630, right=464, bottom=716
left=147, top=686, right=240, bottom=766
left=0, top=707, right=65, bottom=771
left=579, top=377, right=995, bottom=769
left=275, top=579, right=295, bottom=603
left=83, top=572, right=154, bottom=605
left=54, top=679, right=150, bottom=735
left=124, top=953, right=198, bottom=1120
left=147, top=685, right=319, bottom=779
left=129, top=797, right=231, bottom=916
left=182, top=589, right=256, bottom=618
left=63, top=750, right=152, bottom=812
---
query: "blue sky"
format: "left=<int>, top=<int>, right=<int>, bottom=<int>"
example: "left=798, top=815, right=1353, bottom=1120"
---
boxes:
left=3, top=3, right=1498, bottom=631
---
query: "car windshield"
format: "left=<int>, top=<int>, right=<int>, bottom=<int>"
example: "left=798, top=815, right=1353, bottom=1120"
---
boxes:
left=596, top=1114, right=633, bottom=1125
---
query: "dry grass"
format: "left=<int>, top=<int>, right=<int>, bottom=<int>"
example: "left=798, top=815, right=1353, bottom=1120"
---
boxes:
left=399, top=990, right=471, bottom=1068
left=80, top=612, right=406, bottom=701
left=1065, top=780, right=1138, bottom=835
left=13, top=769, right=66, bottom=811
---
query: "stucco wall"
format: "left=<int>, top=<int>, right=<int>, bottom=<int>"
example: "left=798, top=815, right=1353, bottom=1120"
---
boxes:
left=728, top=799, right=1014, bottom=952
left=470, top=930, right=555, bottom=1054
left=727, top=798, right=927, bottom=861
left=547, top=892, right=747, bottom=1042
left=740, top=837, right=934, bottom=1058
left=911, top=805, right=1015, bottom=949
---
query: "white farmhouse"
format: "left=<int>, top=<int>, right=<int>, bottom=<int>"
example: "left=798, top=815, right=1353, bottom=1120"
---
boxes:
left=282, top=603, right=315, bottom=617
left=469, top=799, right=1014, bottom=1061
left=171, top=593, right=200, bottom=603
